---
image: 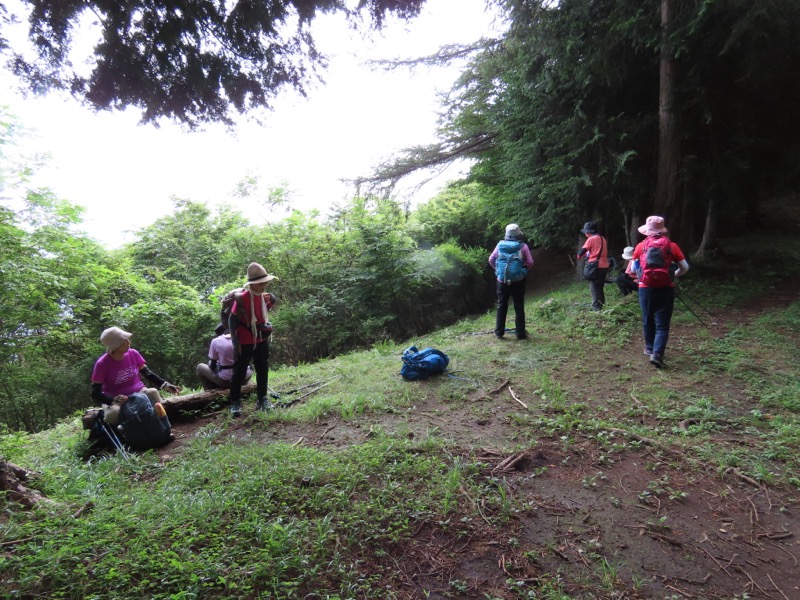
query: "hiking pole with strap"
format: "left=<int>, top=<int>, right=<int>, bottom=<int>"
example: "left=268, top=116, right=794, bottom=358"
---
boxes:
left=277, top=376, right=341, bottom=408
left=276, top=375, right=340, bottom=397
left=676, top=288, right=721, bottom=323
left=675, top=291, right=708, bottom=327
left=96, top=410, right=130, bottom=460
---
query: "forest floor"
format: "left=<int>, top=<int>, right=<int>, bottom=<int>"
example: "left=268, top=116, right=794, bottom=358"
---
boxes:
left=156, top=263, right=800, bottom=599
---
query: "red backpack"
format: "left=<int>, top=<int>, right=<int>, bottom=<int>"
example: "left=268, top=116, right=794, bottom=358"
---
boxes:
left=640, top=236, right=673, bottom=288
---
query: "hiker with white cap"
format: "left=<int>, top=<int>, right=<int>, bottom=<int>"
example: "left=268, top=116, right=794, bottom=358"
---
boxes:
left=631, top=216, right=690, bottom=369
left=90, top=326, right=181, bottom=411
left=227, top=262, right=278, bottom=416
left=614, top=246, right=639, bottom=296
left=488, top=223, right=534, bottom=340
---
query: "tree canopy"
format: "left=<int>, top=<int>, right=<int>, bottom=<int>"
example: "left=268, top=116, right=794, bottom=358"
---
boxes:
left=2, top=0, right=425, bottom=127
left=371, top=0, right=800, bottom=251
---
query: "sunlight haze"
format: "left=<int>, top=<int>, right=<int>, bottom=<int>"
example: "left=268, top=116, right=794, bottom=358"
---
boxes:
left=1, top=0, right=504, bottom=248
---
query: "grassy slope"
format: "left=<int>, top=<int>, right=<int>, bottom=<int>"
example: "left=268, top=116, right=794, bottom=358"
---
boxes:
left=1, top=219, right=799, bottom=599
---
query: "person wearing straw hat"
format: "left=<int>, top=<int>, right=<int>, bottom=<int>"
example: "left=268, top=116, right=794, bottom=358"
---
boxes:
left=614, top=246, right=639, bottom=296
left=632, top=216, right=689, bottom=369
left=227, top=262, right=278, bottom=416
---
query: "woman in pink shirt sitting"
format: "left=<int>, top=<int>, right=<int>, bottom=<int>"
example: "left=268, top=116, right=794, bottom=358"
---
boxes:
left=90, top=326, right=181, bottom=411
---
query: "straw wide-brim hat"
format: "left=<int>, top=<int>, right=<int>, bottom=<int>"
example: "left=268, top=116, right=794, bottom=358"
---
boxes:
left=622, top=246, right=635, bottom=260
left=637, top=216, right=668, bottom=236
left=100, top=326, right=132, bottom=353
left=246, top=262, right=277, bottom=285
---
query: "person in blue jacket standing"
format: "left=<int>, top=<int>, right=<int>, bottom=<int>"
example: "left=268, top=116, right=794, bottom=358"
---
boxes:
left=488, top=223, right=534, bottom=340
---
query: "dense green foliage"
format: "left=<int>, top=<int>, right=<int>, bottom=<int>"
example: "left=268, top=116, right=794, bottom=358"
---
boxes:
left=0, top=113, right=495, bottom=433
left=379, top=0, right=800, bottom=252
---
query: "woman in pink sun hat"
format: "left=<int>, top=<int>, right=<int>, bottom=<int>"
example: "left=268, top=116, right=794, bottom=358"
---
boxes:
left=631, top=216, right=690, bottom=369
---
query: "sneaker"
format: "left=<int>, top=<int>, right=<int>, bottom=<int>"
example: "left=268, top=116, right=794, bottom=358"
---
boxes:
left=644, top=348, right=652, bottom=355
left=256, top=398, right=274, bottom=412
left=495, top=334, right=504, bottom=340
left=649, top=353, right=665, bottom=369
left=229, top=401, right=242, bottom=417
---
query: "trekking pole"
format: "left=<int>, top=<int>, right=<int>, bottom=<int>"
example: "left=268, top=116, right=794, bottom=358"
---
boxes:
left=677, top=288, right=721, bottom=322
left=675, top=292, right=708, bottom=327
left=277, top=375, right=340, bottom=396
left=278, top=377, right=340, bottom=407
left=97, top=410, right=130, bottom=460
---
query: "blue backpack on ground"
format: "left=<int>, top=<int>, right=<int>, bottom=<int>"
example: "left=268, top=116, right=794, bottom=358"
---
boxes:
left=118, top=393, right=172, bottom=451
left=495, top=240, right=527, bottom=284
left=400, top=346, right=449, bottom=381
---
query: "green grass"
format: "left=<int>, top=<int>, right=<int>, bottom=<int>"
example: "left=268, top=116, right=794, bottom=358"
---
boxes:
left=2, top=232, right=800, bottom=598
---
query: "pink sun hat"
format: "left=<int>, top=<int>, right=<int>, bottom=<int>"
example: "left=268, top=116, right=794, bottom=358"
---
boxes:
left=637, top=215, right=668, bottom=236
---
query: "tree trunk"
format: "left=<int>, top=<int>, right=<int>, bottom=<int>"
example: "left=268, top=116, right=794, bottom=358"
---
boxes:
left=82, top=383, right=255, bottom=429
left=696, top=196, right=718, bottom=257
left=654, top=0, right=681, bottom=234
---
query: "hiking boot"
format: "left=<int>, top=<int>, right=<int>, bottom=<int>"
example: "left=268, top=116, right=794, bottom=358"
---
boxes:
left=644, top=348, right=653, bottom=355
left=516, top=332, right=528, bottom=340
left=256, top=398, right=274, bottom=412
left=495, top=334, right=504, bottom=340
left=229, top=401, right=242, bottom=417
left=649, top=353, right=666, bottom=369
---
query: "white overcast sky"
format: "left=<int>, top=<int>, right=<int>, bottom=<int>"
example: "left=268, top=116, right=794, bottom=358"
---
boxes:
left=1, top=0, right=505, bottom=248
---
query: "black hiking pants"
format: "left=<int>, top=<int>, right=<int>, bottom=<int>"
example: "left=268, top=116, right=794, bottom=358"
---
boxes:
left=229, top=340, right=270, bottom=404
left=495, top=278, right=527, bottom=338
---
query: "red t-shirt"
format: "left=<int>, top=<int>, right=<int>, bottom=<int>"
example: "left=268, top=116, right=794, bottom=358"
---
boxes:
left=232, top=290, right=275, bottom=345
left=632, top=236, right=686, bottom=288
left=581, top=235, right=609, bottom=268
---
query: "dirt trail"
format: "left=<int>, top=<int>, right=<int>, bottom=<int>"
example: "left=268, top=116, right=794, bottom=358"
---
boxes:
left=159, top=274, right=800, bottom=599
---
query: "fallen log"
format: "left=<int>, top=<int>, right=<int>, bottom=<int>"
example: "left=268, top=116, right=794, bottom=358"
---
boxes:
left=82, top=383, right=255, bottom=429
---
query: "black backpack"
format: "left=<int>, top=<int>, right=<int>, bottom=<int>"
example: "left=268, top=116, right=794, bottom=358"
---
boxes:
left=118, top=393, right=172, bottom=451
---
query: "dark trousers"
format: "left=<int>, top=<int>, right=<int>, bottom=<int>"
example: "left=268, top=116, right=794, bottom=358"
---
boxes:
left=638, top=287, right=675, bottom=356
left=589, top=268, right=609, bottom=309
left=615, top=273, right=639, bottom=296
left=495, top=279, right=526, bottom=337
left=229, top=341, right=269, bottom=403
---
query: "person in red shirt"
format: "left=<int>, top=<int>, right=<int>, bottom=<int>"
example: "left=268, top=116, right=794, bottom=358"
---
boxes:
left=577, top=221, right=610, bottom=310
left=632, top=216, right=689, bottom=368
left=227, top=262, right=278, bottom=416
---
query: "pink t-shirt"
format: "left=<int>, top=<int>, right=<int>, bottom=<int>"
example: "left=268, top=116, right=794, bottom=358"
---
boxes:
left=91, top=348, right=147, bottom=397
left=208, top=334, right=251, bottom=381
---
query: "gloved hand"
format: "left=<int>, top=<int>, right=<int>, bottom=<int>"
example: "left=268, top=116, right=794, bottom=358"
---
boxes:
left=161, top=382, right=181, bottom=394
